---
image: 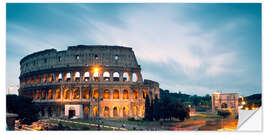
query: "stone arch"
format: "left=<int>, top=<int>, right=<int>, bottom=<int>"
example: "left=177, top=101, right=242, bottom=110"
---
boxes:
left=141, top=106, right=145, bottom=117
left=64, top=88, right=70, bottom=99
left=133, top=106, right=138, bottom=117
left=142, top=89, right=147, bottom=99
left=65, top=72, right=71, bottom=81
left=31, top=76, right=35, bottom=84
left=113, top=72, right=120, bottom=81
left=123, top=106, right=128, bottom=117
left=132, top=73, right=138, bottom=82
left=123, top=72, right=129, bottom=82
left=83, top=88, right=90, bottom=99
left=113, top=106, right=118, bottom=117
left=47, top=89, right=53, bottom=99
left=42, top=74, right=47, bottom=83
left=113, top=89, right=120, bottom=99
left=103, top=89, right=110, bottom=99
left=41, top=90, right=46, bottom=99
left=92, top=106, right=98, bottom=117
left=48, top=73, right=54, bottom=83
left=132, top=90, right=138, bottom=99
left=103, top=71, right=110, bottom=81
left=74, top=72, right=80, bottom=82
left=48, top=107, right=53, bottom=117
left=41, top=107, right=45, bottom=116
left=36, top=75, right=41, bottom=83
left=123, top=89, right=129, bottom=99
left=35, top=90, right=40, bottom=100
left=92, top=89, right=99, bottom=99
left=56, top=73, right=62, bottom=82
left=92, top=68, right=100, bottom=82
left=83, top=106, right=90, bottom=119
left=104, top=106, right=110, bottom=118
left=72, top=88, right=80, bottom=99
left=84, top=72, right=90, bottom=81
left=55, top=89, right=61, bottom=99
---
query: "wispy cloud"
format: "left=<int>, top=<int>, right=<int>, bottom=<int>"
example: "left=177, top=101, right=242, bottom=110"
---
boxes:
left=6, top=4, right=261, bottom=96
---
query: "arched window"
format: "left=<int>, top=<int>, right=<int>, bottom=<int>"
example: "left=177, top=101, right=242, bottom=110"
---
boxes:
left=123, top=72, right=129, bottom=82
left=132, top=73, right=138, bottom=82
left=93, top=89, right=99, bottom=99
left=133, top=106, right=137, bottom=117
left=41, top=90, right=46, bottom=99
left=73, top=88, right=80, bottom=99
left=31, top=76, right=35, bottom=84
left=103, top=71, right=110, bottom=81
left=74, top=72, right=80, bottom=82
left=104, top=106, right=110, bottom=118
left=84, top=72, right=90, bottom=81
left=65, top=72, right=71, bottom=82
left=35, top=90, right=40, bottom=100
left=93, top=69, right=100, bottom=82
left=42, top=74, right=47, bottom=83
left=132, top=90, right=138, bottom=99
left=142, top=90, right=147, bottom=99
left=92, top=106, right=98, bottom=117
left=123, top=90, right=129, bottom=99
left=114, top=55, right=119, bottom=61
left=48, top=73, right=54, bottom=83
left=36, top=75, right=41, bottom=83
left=113, top=72, right=120, bottom=81
left=83, top=88, right=89, bottom=99
left=55, top=89, right=61, bottom=99
left=103, top=89, right=110, bottom=99
left=123, top=106, right=128, bottom=117
left=113, top=89, right=119, bottom=99
left=83, top=106, right=90, bottom=119
left=48, top=89, right=53, bottom=99
left=64, top=88, right=70, bottom=99
left=113, top=107, right=118, bottom=117
left=57, top=73, right=62, bottom=82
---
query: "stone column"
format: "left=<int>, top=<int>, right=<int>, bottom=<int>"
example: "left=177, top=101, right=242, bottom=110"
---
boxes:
left=80, top=86, right=82, bottom=101
left=110, top=72, right=113, bottom=82
left=119, top=71, right=123, bottom=82
left=99, top=71, right=103, bottom=82
left=129, top=72, right=133, bottom=82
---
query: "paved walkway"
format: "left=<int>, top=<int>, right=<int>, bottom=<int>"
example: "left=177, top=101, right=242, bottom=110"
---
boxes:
left=50, top=118, right=127, bottom=130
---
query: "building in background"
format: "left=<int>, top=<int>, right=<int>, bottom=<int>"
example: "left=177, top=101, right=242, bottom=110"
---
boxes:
left=211, top=92, right=239, bottom=115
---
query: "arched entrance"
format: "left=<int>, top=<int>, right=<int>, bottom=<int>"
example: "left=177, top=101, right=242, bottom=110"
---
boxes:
left=133, top=106, right=137, bottom=117
left=83, top=106, right=90, bottom=119
left=104, top=106, right=110, bottom=118
left=123, top=106, right=128, bottom=118
left=113, top=107, right=118, bottom=117
left=92, top=106, right=98, bottom=117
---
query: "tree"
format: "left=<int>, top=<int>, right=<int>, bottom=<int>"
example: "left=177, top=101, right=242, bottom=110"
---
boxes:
left=7, top=95, right=40, bottom=125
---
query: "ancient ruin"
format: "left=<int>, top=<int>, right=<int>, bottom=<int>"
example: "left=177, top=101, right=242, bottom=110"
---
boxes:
left=19, top=45, right=160, bottom=119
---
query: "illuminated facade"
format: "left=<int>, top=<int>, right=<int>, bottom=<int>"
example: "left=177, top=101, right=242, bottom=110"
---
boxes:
left=19, top=45, right=160, bottom=119
left=211, top=92, right=239, bottom=115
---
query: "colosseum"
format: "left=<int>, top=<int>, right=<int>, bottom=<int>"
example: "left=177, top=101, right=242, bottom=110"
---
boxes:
left=18, top=45, right=160, bottom=119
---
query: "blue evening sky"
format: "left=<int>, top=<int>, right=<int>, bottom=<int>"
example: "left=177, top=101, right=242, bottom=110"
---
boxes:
left=6, top=3, right=261, bottom=96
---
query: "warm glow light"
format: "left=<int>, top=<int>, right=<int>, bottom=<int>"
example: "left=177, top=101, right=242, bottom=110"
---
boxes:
left=93, top=67, right=100, bottom=73
left=241, top=101, right=246, bottom=105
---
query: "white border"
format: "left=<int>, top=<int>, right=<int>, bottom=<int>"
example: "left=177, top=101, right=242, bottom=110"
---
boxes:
left=1, top=1, right=268, bottom=135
